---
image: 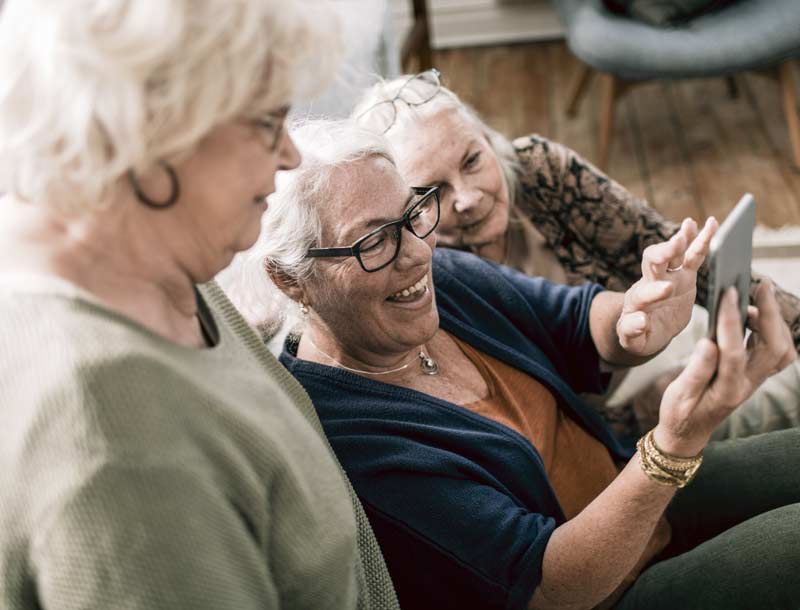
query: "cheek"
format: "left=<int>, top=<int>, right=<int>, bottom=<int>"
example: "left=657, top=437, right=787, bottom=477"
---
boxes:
left=313, top=268, right=385, bottom=319
left=482, top=162, right=508, bottom=204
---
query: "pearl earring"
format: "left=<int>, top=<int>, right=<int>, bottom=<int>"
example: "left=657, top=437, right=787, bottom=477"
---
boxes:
left=299, top=302, right=309, bottom=315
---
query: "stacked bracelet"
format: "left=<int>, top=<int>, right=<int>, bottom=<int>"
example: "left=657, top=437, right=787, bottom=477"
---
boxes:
left=636, top=428, right=703, bottom=488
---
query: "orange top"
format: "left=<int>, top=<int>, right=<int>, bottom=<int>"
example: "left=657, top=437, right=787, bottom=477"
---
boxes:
left=452, top=334, right=618, bottom=519
left=449, top=333, right=672, bottom=604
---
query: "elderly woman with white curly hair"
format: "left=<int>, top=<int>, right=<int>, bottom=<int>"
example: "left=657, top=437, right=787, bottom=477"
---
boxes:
left=0, top=2, right=399, bottom=609
left=222, top=118, right=799, bottom=610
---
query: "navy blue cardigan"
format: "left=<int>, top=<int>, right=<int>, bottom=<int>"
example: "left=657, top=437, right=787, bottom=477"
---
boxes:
left=280, top=248, right=633, bottom=610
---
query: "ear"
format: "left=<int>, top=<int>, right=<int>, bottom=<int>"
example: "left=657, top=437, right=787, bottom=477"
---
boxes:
left=266, top=263, right=308, bottom=306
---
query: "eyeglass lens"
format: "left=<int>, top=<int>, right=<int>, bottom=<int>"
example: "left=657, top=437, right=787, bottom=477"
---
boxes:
left=398, top=71, right=440, bottom=105
left=358, top=189, right=440, bottom=271
left=357, top=69, right=441, bottom=134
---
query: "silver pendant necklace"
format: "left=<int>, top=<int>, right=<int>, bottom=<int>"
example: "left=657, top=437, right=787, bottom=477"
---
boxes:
left=306, top=336, right=439, bottom=376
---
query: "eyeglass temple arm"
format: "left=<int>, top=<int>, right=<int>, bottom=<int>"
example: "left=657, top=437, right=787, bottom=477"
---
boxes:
left=306, top=247, right=356, bottom=258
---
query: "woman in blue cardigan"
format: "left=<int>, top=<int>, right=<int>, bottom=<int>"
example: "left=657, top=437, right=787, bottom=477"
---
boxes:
left=222, top=119, right=799, bottom=610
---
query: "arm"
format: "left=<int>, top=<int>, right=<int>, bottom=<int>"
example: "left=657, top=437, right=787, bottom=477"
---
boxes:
left=589, top=290, right=647, bottom=367
left=531, top=454, right=675, bottom=610
left=514, top=135, right=677, bottom=292
left=515, top=135, right=800, bottom=353
left=531, top=282, right=796, bottom=610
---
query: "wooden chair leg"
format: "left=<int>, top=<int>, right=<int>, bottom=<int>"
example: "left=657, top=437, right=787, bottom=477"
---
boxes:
left=596, top=73, right=619, bottom=170
left=779, top=60, right=800, bottom=169
left=566, top=63, right=594, bottom=117
left=402, top=0, right=432, bottom=72
left=725, top=75, right=739, bottom=99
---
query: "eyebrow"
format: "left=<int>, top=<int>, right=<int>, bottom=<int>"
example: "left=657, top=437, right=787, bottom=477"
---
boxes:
left=361, top=189, right=416, bottom=231
left=413, top=140, right=479, bottom=184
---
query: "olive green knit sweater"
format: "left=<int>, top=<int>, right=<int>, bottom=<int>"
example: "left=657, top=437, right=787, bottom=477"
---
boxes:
left=0, top=276, right=398, bottom=610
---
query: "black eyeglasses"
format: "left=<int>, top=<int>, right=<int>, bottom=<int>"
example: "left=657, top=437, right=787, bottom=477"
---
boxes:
left=306, top=186, right=440, bottom=272
left=355, top=69, right=442, bottom=134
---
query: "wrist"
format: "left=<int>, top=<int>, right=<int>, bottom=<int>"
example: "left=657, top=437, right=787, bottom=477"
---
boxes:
left=637, top=428, right=704, bottom=488
left=652, top=424, right=708, bottom=458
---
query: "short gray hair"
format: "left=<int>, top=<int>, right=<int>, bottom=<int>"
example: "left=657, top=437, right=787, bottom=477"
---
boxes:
left=0, top=0, right=341, bottom=214
left=219, top=118, right=396, bottom=340
left=352, top=75, right=521, bottom=208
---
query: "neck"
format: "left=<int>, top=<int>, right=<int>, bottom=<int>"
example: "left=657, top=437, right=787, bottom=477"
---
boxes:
left=0, top=195, right=204, bottom=347
left=473, top=232, right=508, bottom=264
left=299, top=321, right=428, bottom=379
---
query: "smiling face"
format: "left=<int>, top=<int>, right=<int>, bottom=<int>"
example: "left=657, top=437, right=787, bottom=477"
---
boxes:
left=151, top=108, right=300, bottom=280
left=300, top=155, right=440, bottom=362
left=392, top=107, right=510, bottom=256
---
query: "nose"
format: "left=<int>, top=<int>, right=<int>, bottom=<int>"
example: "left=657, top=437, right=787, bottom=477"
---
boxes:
left=452, top=186, right=481, bottom=215
left=279, top=132, right=302, bottom=171
left=394, top=227, right=433, bottom=271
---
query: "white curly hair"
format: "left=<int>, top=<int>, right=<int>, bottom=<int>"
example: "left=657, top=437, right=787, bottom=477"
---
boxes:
left=0, top=0, right=341, bottom=214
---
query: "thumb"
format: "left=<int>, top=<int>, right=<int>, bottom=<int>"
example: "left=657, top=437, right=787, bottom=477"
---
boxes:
left=664, top=339, right=719, bottom=403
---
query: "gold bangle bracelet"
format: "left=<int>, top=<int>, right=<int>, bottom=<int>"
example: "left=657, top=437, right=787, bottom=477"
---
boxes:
left=643, top=430, right=702, bottom=473
left=636, top=429, right=703, bottom=488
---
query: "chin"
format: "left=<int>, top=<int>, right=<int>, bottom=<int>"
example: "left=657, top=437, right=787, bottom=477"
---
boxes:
left=237, top=225, right=264, bottom=253
left=418, top=307, right=440, bottom=341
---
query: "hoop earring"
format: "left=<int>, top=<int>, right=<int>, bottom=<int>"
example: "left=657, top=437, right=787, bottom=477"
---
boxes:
left=128, top=162, right=180, bottom=209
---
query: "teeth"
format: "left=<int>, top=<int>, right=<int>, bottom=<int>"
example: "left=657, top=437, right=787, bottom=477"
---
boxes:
left=391, top=273, right=428, bottom=300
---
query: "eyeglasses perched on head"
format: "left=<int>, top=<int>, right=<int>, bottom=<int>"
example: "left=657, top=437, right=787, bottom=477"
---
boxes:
left=355, top=68, right=442, bottom=134
left=306, top=185, right=440, bottom=273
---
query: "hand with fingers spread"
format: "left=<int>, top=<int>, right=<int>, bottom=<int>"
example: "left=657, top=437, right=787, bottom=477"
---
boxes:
left=617, top=217, right=718, bottom=357
left=654, top=281, right=797, bottom=457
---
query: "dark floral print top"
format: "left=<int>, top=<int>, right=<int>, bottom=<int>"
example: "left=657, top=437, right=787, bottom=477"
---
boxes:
left=510, top=134, right=800, bottom=353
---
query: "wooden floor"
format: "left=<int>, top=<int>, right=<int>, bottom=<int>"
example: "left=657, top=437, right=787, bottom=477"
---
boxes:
left=433, top=40, right=800, bottom=227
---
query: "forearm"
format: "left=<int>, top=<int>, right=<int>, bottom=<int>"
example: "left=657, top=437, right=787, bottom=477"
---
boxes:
left=530, top=458, right=675, bottom=610
left=589, top=290, right=652, bottom=367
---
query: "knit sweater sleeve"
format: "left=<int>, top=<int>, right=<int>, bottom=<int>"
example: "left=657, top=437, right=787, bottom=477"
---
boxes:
left=513, top=134, right=800, bottom=352
left=32, top=463, right=279, bottom=610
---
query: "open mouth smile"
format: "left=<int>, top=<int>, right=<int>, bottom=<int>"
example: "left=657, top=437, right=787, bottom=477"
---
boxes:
left=387, top=273, right=429, bottom=303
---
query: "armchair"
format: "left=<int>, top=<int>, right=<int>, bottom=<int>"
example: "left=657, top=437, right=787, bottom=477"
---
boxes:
left=552, top=0, right=800, bottom=170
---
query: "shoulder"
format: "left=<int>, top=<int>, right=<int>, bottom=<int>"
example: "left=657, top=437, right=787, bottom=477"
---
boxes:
left=432, top=247, right=530, bottom=291
left=431, top=246, right=498, bottom=282
left=511, top=133, right=575, bottom=182
left=432, top=247, right=581, bottom=308
left=1, top=290, right=222, bottom=505
left=511, top=133, right=565, bottom=161
left=512, top=132, right=552, bottom=154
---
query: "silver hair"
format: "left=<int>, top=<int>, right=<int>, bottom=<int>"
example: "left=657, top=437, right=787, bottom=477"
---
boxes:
left=352, top=74, right=522, bottom=209
left=0, top=0, right=342, bottom=214
left=218, top=118, right=396, bottom=341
